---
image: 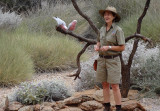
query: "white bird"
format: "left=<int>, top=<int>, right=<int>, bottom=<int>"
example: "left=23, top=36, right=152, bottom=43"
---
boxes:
left=53, top=17, right=68, bottom=30
left=53, top=17, right=77, bottom=31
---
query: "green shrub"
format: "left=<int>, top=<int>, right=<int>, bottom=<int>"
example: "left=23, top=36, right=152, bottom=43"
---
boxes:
left=155, top=87, right=160, bottom=95
left=21, top=15, right=56, bottom=36
left=16, top=83, right=47, bottom=105
left=1, top=28, right=83, bottom=72
left=132, top=54, right=160, bottom=98
left=12, top=79, right=72, bottom=105
left=19, top=0, right=94, bottom=36
left=119, top=12, right=160, bottom=42
left=0, top=33, right=34, bottom=86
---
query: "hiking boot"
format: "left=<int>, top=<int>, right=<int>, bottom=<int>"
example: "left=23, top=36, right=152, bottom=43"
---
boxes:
left=103, top=106, right=110, bottom=111
left=116, top=105, right=121, bottom=111
left=103, top=103, right=111, bottom=111
left=116, top=109, right=121, bottom=111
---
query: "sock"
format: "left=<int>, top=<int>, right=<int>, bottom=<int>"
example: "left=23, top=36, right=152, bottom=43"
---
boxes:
left=104, top=102, right=111, bottom=107
left=116, top=105, right=121, bottom=109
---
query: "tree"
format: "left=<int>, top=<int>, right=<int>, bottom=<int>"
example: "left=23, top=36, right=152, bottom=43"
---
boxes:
left=55, top=0, right=152, bottom=98
left=0, top=0, right=42, bottom=14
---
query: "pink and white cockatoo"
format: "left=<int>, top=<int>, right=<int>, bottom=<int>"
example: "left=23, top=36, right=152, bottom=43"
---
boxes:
left=68, top=20, right=77, bottom=31
left=53, top=17, right=77, bottom=31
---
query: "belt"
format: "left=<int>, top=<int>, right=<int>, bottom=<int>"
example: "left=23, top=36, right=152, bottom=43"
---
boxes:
left=99, top=55, right=119, bottom=59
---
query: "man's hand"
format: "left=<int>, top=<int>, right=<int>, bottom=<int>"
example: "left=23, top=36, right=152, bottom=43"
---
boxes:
left=94, top=45, right=100, bottom=51
left=100, top=46, right=109, bottom=51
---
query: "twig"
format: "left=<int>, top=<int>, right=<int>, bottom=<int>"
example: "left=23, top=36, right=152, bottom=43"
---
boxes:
left=71, top=0, right=99, bottom=36
left=56, top=26, right=96, bottom=44
left=68, top=43, right=90, bottom=80
left=125, top=34, right=152, bottom=45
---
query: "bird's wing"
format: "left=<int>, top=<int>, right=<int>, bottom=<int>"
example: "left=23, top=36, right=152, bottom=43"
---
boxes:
left=52, top=17, right=67, bottom=26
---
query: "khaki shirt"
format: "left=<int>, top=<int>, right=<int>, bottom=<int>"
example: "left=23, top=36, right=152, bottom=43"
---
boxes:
left=97, top=23, right=125, bottom=56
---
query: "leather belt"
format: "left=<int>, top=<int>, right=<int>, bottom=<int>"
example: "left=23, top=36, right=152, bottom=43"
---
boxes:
left=99, top=55, right=119, bottom=59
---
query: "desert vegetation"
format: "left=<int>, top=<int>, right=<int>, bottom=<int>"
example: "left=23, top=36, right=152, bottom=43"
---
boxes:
left=0, top=0, right=160, bottom=105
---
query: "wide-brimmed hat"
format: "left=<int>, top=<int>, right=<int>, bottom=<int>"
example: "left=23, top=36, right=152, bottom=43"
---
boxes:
left=99, top=6, right=121, bottom=22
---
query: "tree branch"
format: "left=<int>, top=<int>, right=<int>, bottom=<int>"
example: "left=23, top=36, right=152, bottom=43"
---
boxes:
left=127, top=39, right=139, bottom=68
left=56, top=26, right=96, bottom=44
left=68, top=43, right=90, bottom=80
left=125, top=34, right=152, bottom=45
left=128, top=0, right=151, bottom=68
left=137, top=0, right=150, bottom=33
left=71, top=0, right=99, bottom=36
left=119, top=54, right=125, bottom=66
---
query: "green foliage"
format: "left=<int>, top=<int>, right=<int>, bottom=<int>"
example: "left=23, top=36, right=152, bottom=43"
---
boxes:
left=21, top=14, right=56, bottom=36
left=119, top=12, right=160, bottom=42
left=132, top=54, right=160, bottom=98
left=0, top=0, right=15, bottom=7
left=0, top=28, right=82, bottom=72
left=20, top=0, right=90, bottom=36
left=0, top=1, right=87, bottom=86
left=154, top=87, right=160, bottom=95
left=0, top=32, right=34, bottom=86
left=16, top=83, right=47, bottom=105
left=0, top=0, right=41, bottom=13
left=14, top=79, right=72, bottom=105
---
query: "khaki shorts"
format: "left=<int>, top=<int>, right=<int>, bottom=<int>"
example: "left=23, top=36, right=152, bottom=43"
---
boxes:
left=96, top=56, right=121, bottom=84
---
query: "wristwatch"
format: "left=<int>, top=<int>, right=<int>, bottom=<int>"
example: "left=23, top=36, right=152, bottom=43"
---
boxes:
left=109, top=46, right=112, bottom=49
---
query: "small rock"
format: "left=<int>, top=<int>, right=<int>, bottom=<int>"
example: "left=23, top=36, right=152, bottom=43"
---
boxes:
left=34, top=104, right=41, bottom=111
left=122, top=100, right=138, bottom=110
left=9, top=101, right=23, bottom=111
left=56, top=101, right=66, bottom=109
left=121, top=98, right=129, bottom=102
left=59, top=107, right=83, bottom=111
left=63, top=96, right=82, bottom=105
left=0, top=96, right=9, bottom=110
left=18, top=106, right=34, bottom=111
left=129, top=94, right=139, bottom=100
left=81, top=95, right=94, bottom=102
left=122, top=100, right=146, bottom=111
left=79, top=100, right=103, bottom=111
left=94, top=85, right=101, bottom=90
left=63, top=95, right=94, bottom=105
left=41, top=106, right=54, bottom=111
left=92, top=90, right=103, bottom=102
left=128, top=90, right=139, bottom=100
left=41, top=102, right=57, bottom=108
left=133, top=108, right=142, bottom=111
left=94, top=108, right=104, bottom=111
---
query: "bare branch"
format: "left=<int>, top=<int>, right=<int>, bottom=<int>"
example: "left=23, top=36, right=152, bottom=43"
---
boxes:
left=137, top=0, right=150, bottom=33
left=125, top=34, right=152, bottom=45
left=68, top=43, right=90, bottom=80
left=127, top=39, right=139, bottom=68
left=121, top=0, right=151, bottom=97
left=119, top=54, right=125, bottom=66
left=71, top=0, right=99, bottom=36
left=56, top=26, right=96, bottom=44
left=128, top=0, right=151, bottom=68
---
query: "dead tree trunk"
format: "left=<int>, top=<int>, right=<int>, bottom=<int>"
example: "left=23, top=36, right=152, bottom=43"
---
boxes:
left=55, top=0, right=152, bottom=97
left=121, top=0, right=151, bottom=97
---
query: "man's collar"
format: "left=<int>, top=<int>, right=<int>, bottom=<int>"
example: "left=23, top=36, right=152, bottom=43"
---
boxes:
left=111, top=23, right=116, bottom=28
left=104, top=23, right=116, bottom=28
